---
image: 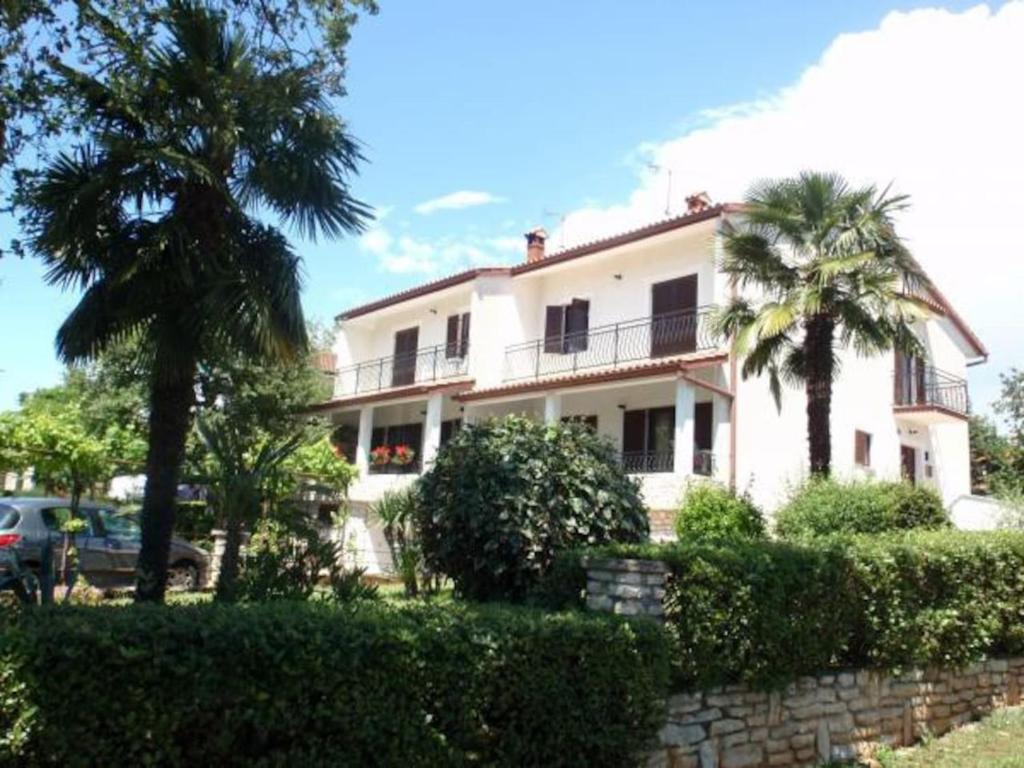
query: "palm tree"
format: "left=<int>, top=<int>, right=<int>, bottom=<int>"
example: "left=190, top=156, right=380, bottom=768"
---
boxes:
left=715, top=172, right=930, bottom=476
left=24, top=2, right=370, bottom=601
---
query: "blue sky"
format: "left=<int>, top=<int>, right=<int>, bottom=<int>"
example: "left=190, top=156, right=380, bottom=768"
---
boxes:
left=1, top=0, right=1020, bottom=415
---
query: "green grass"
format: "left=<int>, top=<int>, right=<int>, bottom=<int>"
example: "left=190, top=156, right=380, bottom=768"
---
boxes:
left=875, top=707, right=1024, bottom=768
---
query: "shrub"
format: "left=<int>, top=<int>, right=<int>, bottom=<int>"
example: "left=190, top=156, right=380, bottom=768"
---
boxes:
left=596, top=530, right=1024, bottom=690
left=0, top=601, right=669, bottom=767
left=774, top=478, right=948, bottom=539
left=416, top=416, right=649, bottom=602
left=235, top=515, right=376, bottom=604
left=673, top=482, right=766, bottom=542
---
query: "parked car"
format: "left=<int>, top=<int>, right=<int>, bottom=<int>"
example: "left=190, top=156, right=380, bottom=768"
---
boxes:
left=0, top=497, right=207, bottom=591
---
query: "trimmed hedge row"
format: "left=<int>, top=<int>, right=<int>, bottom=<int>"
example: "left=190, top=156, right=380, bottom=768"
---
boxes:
left=596, top=531, right=1024, bottom=690
left=0, top=601, right=668, bottom=768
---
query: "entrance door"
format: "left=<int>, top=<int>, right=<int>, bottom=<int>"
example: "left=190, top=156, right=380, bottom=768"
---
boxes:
left=651, top=275, right=698, bottom=357
left=392, top=327, right=419, bottom=387
left=901, top=445, right=917, bottom=484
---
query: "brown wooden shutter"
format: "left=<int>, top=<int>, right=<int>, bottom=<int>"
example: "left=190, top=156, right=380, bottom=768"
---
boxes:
left=564, top=299, right=590, bottom=352
left=694, top=402, right=713, bottom=451
left=854, top=430, right=871, bottom=466
left=544, top=305, right=565, bottom=353
left=392, top=327, right=419, bottom=387
left=651, top=274, right=698, bottom=356
left=445, top=315, right=460, bottom=359
left=460, top=312, right=471, bottom=357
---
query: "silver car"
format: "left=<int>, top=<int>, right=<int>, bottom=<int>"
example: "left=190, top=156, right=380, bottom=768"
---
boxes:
left=0, top=497, right=207, bottom=591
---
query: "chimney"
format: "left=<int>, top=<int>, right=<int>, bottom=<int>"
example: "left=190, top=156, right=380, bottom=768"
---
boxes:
left=685, top=191, right=713, bottom=215
left=525, top=227, right=547, bottom=263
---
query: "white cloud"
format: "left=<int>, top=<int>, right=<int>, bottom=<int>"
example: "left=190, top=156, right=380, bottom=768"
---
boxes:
left=551, top=2, right=1024, bottom=414
left=414, top=190, right=505, bottom=215
left=357, top=224, right=517, bottom=275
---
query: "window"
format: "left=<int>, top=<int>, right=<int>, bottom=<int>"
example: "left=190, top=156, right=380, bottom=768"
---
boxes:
left=0, top=506, right=19, bottom=530
left=544, top=299, right=590, bottom=354
left=445, top=313, right=471, bottom=359
left=41, top=507, right=95, bottom=535
left=95, top=508, right=141, bottom=540
left=370, top=422, right=424, bottom=473
left=854, top=430, right=872, bottom=467
left=622, top=407, right=675, bottom=473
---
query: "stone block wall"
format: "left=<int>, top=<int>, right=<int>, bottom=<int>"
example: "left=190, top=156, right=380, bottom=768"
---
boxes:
left=583, top=557, right=670, bottom=618
left=647, top=659, right=1024, bottom=768
left=582, top=558, right=1024, bottom=767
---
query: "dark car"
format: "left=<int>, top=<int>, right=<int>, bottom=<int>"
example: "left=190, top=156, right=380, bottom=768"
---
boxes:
left=0, top=497, right=207, bottom=591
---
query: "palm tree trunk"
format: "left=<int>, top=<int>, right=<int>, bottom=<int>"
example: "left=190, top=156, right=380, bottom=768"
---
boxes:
left=135, top=349, right=197, bottom=603
left=804, top=315, right=835, bottom=476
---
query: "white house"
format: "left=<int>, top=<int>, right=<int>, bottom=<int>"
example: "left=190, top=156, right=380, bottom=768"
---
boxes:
left=312, top=195, right=987, bottom=572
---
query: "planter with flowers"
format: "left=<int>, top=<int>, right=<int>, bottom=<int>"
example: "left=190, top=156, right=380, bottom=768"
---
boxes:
left=370, top=445, right=392, bottom=469
left=391, top=444, right=416, bottom=470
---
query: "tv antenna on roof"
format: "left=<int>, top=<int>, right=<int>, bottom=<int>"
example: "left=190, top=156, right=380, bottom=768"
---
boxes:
left=542, top=208, right=567, bottom=249
left=647, top=163, right=673, bottom=217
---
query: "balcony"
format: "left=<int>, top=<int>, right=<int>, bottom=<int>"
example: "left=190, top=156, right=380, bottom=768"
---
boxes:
left=620, top=449, right=715, bottom=476
left=336, top=343, right=470, bottom=397
left=503, top=307, right=720, bottom=383
left=893, top=363, right=969, bottom=423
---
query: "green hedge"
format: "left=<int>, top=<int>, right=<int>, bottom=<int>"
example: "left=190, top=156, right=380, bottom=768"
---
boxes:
left=773, top=478, right=949, bottom=539
left=596, top=531, right=1024, bottom=690
left=0, top=602, right=668, bottom=768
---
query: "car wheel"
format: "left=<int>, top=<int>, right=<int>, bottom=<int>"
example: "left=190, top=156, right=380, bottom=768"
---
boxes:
left=167, top=562, right=200, bottom=592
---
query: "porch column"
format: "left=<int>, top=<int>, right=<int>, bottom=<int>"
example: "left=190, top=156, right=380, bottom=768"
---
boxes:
left=355, top=405, right=374, bottom=477
left=713, top=393, right=731, bottom=484
left=674, top=379, right=695, bottom=476
left=422, top=392, right=444, bottom=467
left=544, top=392, right=563, bottom=424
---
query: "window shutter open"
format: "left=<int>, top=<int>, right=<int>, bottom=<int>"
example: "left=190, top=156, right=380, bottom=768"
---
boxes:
left=445, top=315, right=460, bottom=359
left=544, top=305, right=565, bottom=354
left=460, top=312, right=471, bottom=357
left=564, top=299, right=590, bottom=352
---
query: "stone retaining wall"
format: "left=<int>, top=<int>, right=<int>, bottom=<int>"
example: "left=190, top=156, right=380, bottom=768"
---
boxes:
left=648, top=658, right=1024, bottom=768
left=582, top=559, right=1024, bottom=767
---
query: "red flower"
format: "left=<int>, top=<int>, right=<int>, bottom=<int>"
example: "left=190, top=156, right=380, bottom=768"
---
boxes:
left=392, top=444, right=416, bottom=465
left=370, top=445, right=392, bottom=465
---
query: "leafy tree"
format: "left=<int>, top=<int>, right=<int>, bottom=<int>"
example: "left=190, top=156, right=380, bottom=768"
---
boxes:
left=23, top=3, right=370, bottom=601
left=0, top=373, right=146, bottom=506
left=715, top=172, right=930, bottom=475
left=416, top=416, right=649, bottom=602
left=994, top=368, right=1024, bottom=444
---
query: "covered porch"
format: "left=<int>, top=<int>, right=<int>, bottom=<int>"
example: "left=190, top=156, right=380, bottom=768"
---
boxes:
left=457, top=364, right=732, bottom=510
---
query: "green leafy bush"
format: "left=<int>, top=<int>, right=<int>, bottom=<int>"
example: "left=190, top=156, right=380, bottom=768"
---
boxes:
left=774, top=478, right=949, bottom=539
left=597, top=530, right=1024, bottom=690
left=416, top=416, right=649, bottom=601
left=0, top=602, right=668, bottom=767
left=673, top=482, right=766, bottom=542
left=236, top=515, right=376, bottom=604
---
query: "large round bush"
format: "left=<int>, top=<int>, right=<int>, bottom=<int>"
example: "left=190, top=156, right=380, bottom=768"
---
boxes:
left=774, top=478, right=949, bottom=539
left=674, top=482, right=766, bottom=542
left=415, top=416, right=649, bottom=601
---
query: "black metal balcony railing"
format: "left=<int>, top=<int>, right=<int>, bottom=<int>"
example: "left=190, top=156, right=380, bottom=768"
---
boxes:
left=336, top=344, right=470, bottom=397
left=503, top=307, right=719, bottom=382
left=894, top=364, right=969, bottom=415
left=619, top=449, right=715, bottom=476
